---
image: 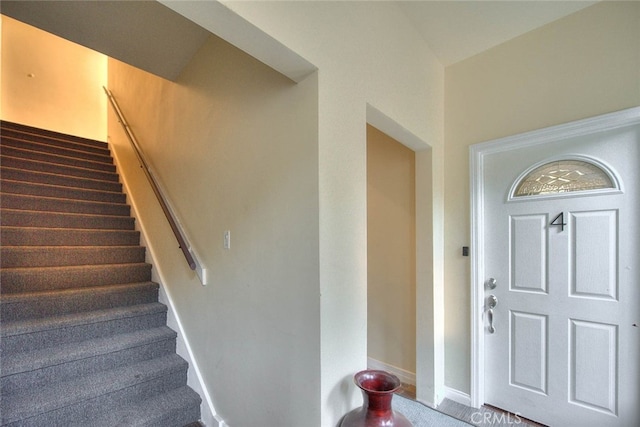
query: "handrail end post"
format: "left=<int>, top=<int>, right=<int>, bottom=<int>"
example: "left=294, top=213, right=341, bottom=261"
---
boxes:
left=196, top=265, right=208, bottom=286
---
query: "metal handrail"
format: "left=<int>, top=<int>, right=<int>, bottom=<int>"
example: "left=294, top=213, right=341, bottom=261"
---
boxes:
left=103, top=87, right=196, bottom=271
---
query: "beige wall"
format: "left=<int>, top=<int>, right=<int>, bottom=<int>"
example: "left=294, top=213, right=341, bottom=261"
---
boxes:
left=107, top=34, right=320, bottom=426
left=0, top=16, right=106, bottom=140
left=208, top=3, right=445, bottom=417
left=444, top=1, right=640, bottom=394
left=367, top=125, right=416, bottom=377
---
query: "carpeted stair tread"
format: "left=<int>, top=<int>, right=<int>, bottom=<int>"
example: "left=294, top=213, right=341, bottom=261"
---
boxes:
left=1, top=135, right=113, bottom=164
left=1, top=208, right=135, bottom=230
left=1, top=353, right=188, bottom=425
left=1, top=302, right=166, bottom=337
left=1, top=326, right=177, bottom=392
left=0, top=155, right=120, bottom=182
left=0, top=128, right=111, bottom=156
left=1, top=226, right=140, bottom=247
left=1, top=245, right=145, bottom=268
left=0, top=281, right=159, bottom=321
left=1, top=302, right=168, bottom=354
left=1, top=165, right=123, bottom=192
left=83, top=385, right=202, bottom=427
left=1, top=262, right=152, bottom=293
left=0, top=193, right=130, bottom=216
left=1, top=178, right=126, bottom=203
left=1, top=121, right=109, bottom=150
left=1, top=325, right=176, bottom=377
left=1, top=145, right=116, bottom=173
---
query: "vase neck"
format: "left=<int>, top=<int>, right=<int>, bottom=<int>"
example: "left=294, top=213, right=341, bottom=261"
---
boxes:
left=363, top=391, right=394, bottom=413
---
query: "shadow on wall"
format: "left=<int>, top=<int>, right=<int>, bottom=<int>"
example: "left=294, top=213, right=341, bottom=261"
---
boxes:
left=330, top=373, right=360, bottom=426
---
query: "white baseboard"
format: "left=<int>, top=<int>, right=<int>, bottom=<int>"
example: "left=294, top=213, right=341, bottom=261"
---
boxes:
left=367, top=357, right=416, bottom=386
left=442, top=386, right=472, bottom=407
left=157, top=285, right=225, bottom=427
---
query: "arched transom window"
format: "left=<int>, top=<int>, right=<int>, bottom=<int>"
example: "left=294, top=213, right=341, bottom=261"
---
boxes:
left=511, top=157, right=620, bottom=199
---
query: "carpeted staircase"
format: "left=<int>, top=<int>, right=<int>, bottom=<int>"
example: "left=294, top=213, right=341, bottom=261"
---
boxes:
left=0, top=121, right=202, bottom=426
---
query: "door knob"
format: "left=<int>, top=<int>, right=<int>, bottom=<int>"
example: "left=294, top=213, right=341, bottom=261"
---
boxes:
left=486, top=278, right=497, bottom=290
left=488, top=294, right=498, bottom=309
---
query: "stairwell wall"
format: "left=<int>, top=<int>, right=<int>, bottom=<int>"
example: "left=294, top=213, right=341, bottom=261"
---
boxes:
left=107, top=33, right=320, bottom=427
left=0, top=16, right=107, bottom=141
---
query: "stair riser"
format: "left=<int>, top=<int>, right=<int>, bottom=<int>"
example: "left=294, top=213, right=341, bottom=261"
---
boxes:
left=1, top=337, right=177, bottom=394
left=1, top=166, right=122, bottom=192
left=1, top=309, right=167, bottom=354
left=77, top=386, right=201, bottom=427
left=1, top=146, right=116, bottom=173
left=1, top=284, right=158, bottom=321
left=1, top=137, right=113, bottom=164
left=5, top=365, right=187, bottom=427
left=1, top=246, right=145, bottom=268
left=137, top=401, right=202, bottom=427
left=1, top=156, right=119, bottom=182
left=0, top=194, right=130, bottom=216
left=0, top=210, right=135, bottom=231
left=1, top=263, right=152, bottom=293
left=127, top=405, right=201, bottom=427
left=1, top=122, right=109, bottom=150
left=1, top=228, right=140, bottom=247
left=1, top=180, right=126, bottom=204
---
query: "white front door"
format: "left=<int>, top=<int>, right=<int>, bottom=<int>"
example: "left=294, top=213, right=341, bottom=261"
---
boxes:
left=474, top=111, right=640, bottom=427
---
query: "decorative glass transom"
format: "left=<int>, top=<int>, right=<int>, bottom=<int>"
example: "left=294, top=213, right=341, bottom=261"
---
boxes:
left=513, top=159, right=615, bottom=197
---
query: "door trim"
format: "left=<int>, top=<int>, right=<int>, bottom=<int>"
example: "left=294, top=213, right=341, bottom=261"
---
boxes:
left=469, top=106, right=640, bottom=409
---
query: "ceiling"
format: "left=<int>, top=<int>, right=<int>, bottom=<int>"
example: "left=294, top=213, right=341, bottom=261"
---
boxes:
left=1, top=0, right=600, bottom=79
left=398, top=1, right=599, bottom=66
left=0, top=0, right=211, bottom=81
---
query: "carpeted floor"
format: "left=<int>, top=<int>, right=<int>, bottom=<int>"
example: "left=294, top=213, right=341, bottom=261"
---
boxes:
left=393, top=394, right=472, bottom=426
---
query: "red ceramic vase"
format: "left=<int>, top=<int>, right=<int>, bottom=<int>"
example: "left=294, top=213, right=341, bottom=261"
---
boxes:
left=340, top=370, right=413, bottom=427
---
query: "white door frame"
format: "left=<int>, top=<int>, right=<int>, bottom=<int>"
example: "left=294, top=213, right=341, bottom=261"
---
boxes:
left=469, top=106, right=640, bottom=409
